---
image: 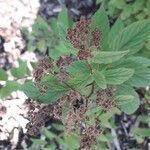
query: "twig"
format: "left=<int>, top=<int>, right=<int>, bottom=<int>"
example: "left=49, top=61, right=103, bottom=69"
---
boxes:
left=86, top=81, right=95, bottom=107
left=87, top=81, right=95, bottom=98
left=111, top=128, right=121, bottom=150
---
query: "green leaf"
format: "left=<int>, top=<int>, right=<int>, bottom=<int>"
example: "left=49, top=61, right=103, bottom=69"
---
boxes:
left=112, top=0, right=126, bottom=9
left=0, top=68, right=8, bottom=81
left=128, top=68, right=150, bottom=87
left=49, top=41, right=73, bottom=59
left=0, top=81, right=21, bottom=99
left=57, top=8, right=71, bottom=42
left=108, top=18, right=124, bottom=43
left=133, top=128, right=150, bottom=137
left=97, top=134, right=110, bottom=142
left=64, top=133, right=80, bottom=150
left=37, top=39, right=46, bottom=52
left=38, top=90, right=66, bottom=103
left=115, top=95, right=134, bottom=106
left=91, top=7, right=110, bottom=49
left=41, top=128, right=56, bottom=139
left=68, top=74, right=92, bottom=90
left=92, top=71, right=107, bottom=89
left=120, top=56, right=150, bottom=69
left=133, top=0, right=144, bottom=14
left=21, top=81, right=40, bottom=99
left=39, top=76, right=69, bottom=103
left=116, top=85, right=140, bottom=114
left=31, top=138, right=47, bottom=145
left=110, top=20, right=150, bottom=54
left=105, top=68, right=134, bottom=85
left=58, top=8, right=69, bottom=30
left=11, top=60, right=29, bottom=78
left=33, top=16, right=50, bottom=31
left=67, top=60, right=91, bottom=76
left=49, top=18, right=59, bottom=34
left=138, top=115, right=150, bottom=124
left=91, top=50, right=128, bottom=64
left=121, top=5, right=132, bottom=20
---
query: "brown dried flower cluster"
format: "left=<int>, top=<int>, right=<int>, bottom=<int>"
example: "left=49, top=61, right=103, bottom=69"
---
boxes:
left=96, top=87, right=116, bottom=111
left=26, top=102, right=53, bottom=137
left=56, top=55, right=75, bottom=82
left=33, top=56, right=53, bottom=82
left=66, top=18, right=102, bottom=60
left=80, top=126, right=102, bottom=150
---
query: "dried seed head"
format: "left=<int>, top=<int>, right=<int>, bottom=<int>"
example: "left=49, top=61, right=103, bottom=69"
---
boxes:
left=33, top=67, right=44, bottom=82
left=77, top=49, right=92, bottom=60
left=96, top=99, right=116, bottom=111
left=38, top=56, right=53, bottom=71
left=57, top=55, right=75, bottom=69
left=96, top=87, right=116, bottom=111
left=33, top=56, right=53, bottom=82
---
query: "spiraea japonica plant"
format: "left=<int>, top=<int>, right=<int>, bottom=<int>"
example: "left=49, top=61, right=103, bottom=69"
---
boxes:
left=22, top=7, right=150, bottom=150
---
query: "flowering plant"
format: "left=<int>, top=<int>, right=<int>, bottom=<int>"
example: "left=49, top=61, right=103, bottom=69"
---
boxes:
left=22, top=8, right=150, bottom=149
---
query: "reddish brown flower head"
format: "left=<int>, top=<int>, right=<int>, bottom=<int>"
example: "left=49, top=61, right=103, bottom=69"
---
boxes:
left=57, top=55, right=75, bottom=68
left=92, top=27, right=102, bottom=48
left=77, top=49, right=92, bottom=60
left=66, top=18, right=102, bottom=61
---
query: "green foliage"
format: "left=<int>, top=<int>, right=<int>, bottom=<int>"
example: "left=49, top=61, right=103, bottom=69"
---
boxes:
left=11, top=60, right=29, bottom=78
left=91, top=50, right=129, bottom=64
left=22, top=16, right=58, bottom=53
left=0, top=68, right=8, bottom=81
left=0, top=59, right=31, bottom=99
left=21, top=81, right=40, bottom=99
left=116, top=85, right=140, bottom=114
left=106, top=0, right=150, bottom=23
left=110, top=20, right=150, bottom=53
left=104, top=67, right=134, bottom=85
left=93, top=71, right=107, bottom=89
left=0, top=81, right=21, bottom=99
left=21, top=7, right=150, bottom=115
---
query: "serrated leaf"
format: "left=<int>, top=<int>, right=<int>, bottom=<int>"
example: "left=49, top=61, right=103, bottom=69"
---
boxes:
left=0, top=81, right=21, bottom=99
left=38, top=90, right=66, bottom=103
left=67, top=75, right=92, bottom=90
left=91, top=7, right=110, bottom=49
left=121, top=56, right=150, bottom=69
left=133, top=0, right=144, bottom=14
left=108, top=18, right=124, bottom=43
left=128, top=68, right=150, bottom=87
left=64, top=133, right=80, bottom=150
left=21, top=81, right=40, bottom=99
left=33, top=16, right=50, bottom=31
left=11, top=60, right=29, bottom=78
left=91, top=50, right=128, bottom=64
left=105, top=68, right=134, bottom=85
left=138, top=115, right=150, bottom=124
left=58, top=8, right=69, bottom=30
left=115, top=95, right=134, bottom=106
left=121, top=5, right=132, bottom=20
left=92, top=71, right=107, bottom=89
left=116, top=85, right=140, bottom=114
left=41, top=128, right=56, bottom=139
left=57, top=8, right=71, bottom=42
left=67, top=60, right=91, bottom=76
left=49, top=41, right=73, bottom=59
left=31, top=138, right=47, bottom=145
left=37, top=39, right=46, bottom=52
left=133, top=128, right=150, bottom=137
left=110, top=20, right=150, bottom=54
left=0, top=68, right=8, bottom=81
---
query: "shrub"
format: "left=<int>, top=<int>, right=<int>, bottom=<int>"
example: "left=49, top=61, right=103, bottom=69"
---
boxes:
left=21, top=8, right=150, bottom=149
